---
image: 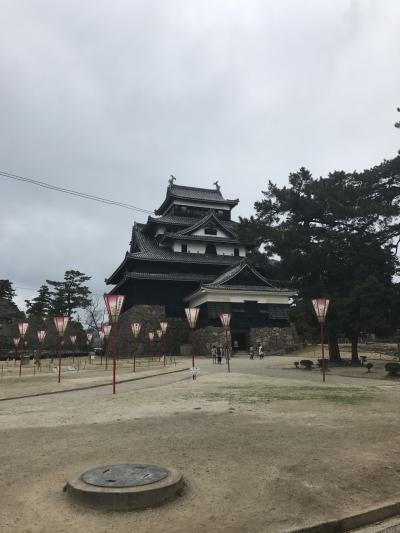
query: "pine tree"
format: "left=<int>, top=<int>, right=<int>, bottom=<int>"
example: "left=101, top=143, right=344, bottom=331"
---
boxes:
left=46, top=270, right=92, bottom=318
left=25, top=285, right=52, bottom=317
left=240, top=156, right=400, bottom=362
left=0, top=280, right=16, bottom=301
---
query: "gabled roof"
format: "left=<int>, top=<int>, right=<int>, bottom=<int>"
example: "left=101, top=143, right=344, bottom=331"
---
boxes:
left=178, top=211, right=237, bottom=238
left=183, top=261, right=294, bottom=303
left=155, top=184, right=239, bottom=215
left=202, top=260, right=277, bottom=290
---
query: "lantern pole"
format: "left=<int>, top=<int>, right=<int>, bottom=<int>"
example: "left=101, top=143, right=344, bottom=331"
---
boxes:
left=53, top=317, right=69, bottom=384
left=37, top=331, right=46, bottom=371
left=133, top=338, right=136, bottom=373
left=13, top=338, right=19, bottom=366
left=163, top=333, right=166, bottom=366
left=185, top=308, right=199, bottom=379
left=104, top=294, right=125, bottom=395
left=160, top=322, right=168, bottom=366
left=112, top=323, right=117, bottom=394
left=312, top=299, right=330, bottom=383
left=17, top=322, right=29, bottom=377
left=19, top=337, right=23, bottom=377
left=320, top=321, right=325, bottom=383
left=225, top=327, right=230, bottom=373
left=58, top=338, right=63, bottom=384
left=219, top=313, right=232, bottom=373
left=131, top=323, right=141, bottom=373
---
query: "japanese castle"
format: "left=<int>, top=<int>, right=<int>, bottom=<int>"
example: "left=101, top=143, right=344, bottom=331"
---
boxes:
left=106, top=178, right=296, bottom=354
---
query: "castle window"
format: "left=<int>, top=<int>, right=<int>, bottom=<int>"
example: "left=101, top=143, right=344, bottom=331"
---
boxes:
left=234, top=247, right=240, bottom=256
left=181, top=244, right=188, bottom=253
left=205, top=243, right=217, bottom=255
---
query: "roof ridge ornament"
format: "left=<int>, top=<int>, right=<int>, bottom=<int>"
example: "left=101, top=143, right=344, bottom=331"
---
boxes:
left=168, top=175, right=176, bottom=188
left=213, top=180, right=220, bottom=192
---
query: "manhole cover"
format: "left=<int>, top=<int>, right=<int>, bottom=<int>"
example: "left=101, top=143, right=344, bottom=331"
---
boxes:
left=81, top=464, right=169, bottom=488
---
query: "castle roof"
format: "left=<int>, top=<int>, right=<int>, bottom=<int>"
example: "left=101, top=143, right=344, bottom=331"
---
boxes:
left=106, top=223, right=242, bottom=285
left=145, top=214, right=239, bottom=232
left=155, top=183, right=239, bottom=215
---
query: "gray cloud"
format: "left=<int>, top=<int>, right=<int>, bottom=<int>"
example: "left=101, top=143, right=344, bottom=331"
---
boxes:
left=1, top=0, right=399, bottom=308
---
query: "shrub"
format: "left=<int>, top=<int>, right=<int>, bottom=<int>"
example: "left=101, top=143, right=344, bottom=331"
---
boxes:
left=365, top=363, right=373, bottom=373
left=385, top=362, right=400, bottom=376
left=300, top=359, right=313, bottom=369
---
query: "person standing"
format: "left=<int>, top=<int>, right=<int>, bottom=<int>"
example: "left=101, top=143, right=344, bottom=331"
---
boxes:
left=211, top=345, right=217, bottom=364
left=217, top=346, right=222, bottom=365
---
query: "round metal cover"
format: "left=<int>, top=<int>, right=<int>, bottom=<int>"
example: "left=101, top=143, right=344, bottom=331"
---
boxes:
left=81, top=464, right=170, bottom=488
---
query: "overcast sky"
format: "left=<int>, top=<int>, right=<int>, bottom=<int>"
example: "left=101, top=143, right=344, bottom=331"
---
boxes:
left=1, top=0, right=399, bottom=310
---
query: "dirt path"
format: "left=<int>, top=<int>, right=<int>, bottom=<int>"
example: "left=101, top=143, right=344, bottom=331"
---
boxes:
left=1, top=356, right=400, bottom=532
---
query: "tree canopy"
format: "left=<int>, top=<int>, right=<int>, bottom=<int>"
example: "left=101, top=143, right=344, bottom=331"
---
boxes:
left=25, top=270, right=92, bottom=319
left=239, top=155, right=400, bottom=362
left=46, top=270, right=92, bottom=318
left=25, top=284, right=52, bottom=318
left=0, top=280, right=16, bottom=301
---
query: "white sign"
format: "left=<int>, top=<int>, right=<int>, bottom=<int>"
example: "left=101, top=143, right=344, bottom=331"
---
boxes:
left=190, top=367, right=200, bottom=375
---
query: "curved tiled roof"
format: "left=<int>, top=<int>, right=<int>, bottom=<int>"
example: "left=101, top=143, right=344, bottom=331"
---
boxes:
left=146, top=214, right=239, bottom=232
left=155, top=184, right=239, bottom=214
left=169, top=184, right=225, bottom=202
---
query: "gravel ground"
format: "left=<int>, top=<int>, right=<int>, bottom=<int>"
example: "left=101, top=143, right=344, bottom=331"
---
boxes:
left=1, top=355, right=400, bottom=533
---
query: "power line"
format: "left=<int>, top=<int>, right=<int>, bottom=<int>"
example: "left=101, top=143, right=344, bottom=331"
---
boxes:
left=0, top=169, right=154, bottom=215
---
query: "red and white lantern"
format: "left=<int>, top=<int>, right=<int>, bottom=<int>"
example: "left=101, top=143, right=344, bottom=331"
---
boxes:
left=185, top=308, right=199, bottom=329
left=160, top=321, right=168, bottom=334
left=104, top=294, right=125, bottom=323
left=70, top=335, right=77, bottom=345
left=53, top=316, right=69, bottom=337
left=86, top=333, right=93, bottom=343
left=219, top=313, right=232, bottom=328
left=99, top=330, right=105, bottom=342
left=18, top=322, right=29, bottom=338
left=102, top=324, right=112, bottom=339
left=131, top=322, right=142, bottom=338
left=312, top=299, right=330, bottom=323
left=37, top=330, right=46, bottom=343
left=148, top=331, right=154, bottom=341
left=13, top=337, right=20, bottom=348
left=156, top=329, right=163, bottom=339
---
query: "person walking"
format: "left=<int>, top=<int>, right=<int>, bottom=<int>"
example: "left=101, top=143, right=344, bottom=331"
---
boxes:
left=258, top=343, right=264, bottom=359
left=249, top=345, right=254, bottom=360
left=217, top=346, right=222, bottom=365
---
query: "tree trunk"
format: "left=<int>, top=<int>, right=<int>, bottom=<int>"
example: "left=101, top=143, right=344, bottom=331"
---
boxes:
left=327, top=329, right=341, bottom=362
left=350, top=334, right=360, bottom=365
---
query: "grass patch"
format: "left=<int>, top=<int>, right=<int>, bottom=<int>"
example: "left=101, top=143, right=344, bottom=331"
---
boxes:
left=201, top=384, right=375, bottom=405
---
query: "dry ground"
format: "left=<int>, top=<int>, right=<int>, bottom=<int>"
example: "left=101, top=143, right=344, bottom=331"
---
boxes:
left=1, top=353, right=400, bottom=533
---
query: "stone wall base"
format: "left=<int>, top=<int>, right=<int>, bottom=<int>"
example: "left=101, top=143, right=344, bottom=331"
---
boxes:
left=114, top=305, right=299, bottom=358
left=115, top=305, right=188, bottom=357
left=250, top=326, right=299, bottom=355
